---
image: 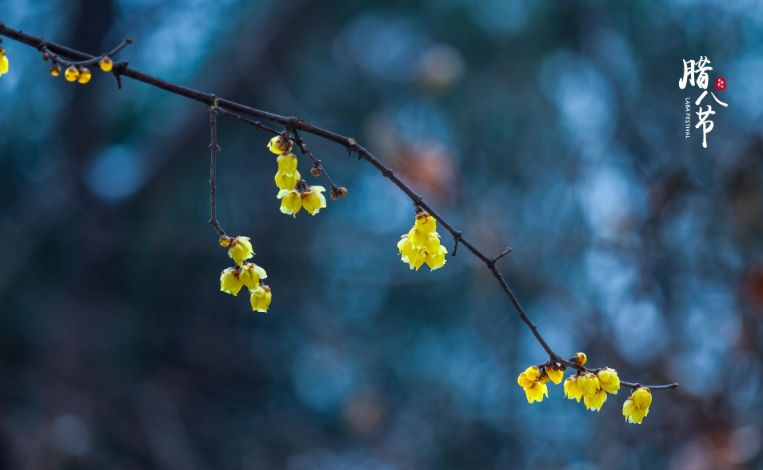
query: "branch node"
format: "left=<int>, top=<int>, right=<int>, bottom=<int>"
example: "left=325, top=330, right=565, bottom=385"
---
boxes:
left=112, top=61, right=129, bottom=89
left=452, top=231, right=463, bottom=256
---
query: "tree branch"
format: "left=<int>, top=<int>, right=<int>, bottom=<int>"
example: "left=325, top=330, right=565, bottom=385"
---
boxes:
left=0, top=23, right=678, bottom=392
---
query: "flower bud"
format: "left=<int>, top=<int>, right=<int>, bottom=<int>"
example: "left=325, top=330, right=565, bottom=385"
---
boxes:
left=219, top=236, right=231, bottom=247
left=50, top=63, right=61, bottom=77
left=311, top=167, right=321, bottom=177
left=64, top=65, right=80, bottom=82
left=570, top=352, right=587, bottom=367
left=99, top=56, right=113, bottom=72
left=77, top=67, right=92, bottom=84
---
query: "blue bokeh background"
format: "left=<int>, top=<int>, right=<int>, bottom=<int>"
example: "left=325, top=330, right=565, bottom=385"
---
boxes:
left=2, top=0, right=763, bottom=469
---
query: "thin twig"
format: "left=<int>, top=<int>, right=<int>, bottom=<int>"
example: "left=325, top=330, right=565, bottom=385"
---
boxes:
left=290, top=128, right=341, bottom=198
left=208, top=97, right=225, bottom=237
left=216, top=107, right=281, bottom=135
left=0, top=23, right=678, bottom=392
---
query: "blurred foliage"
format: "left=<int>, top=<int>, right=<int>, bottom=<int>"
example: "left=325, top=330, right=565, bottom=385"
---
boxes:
left=1, top=0, right=763, bottom=468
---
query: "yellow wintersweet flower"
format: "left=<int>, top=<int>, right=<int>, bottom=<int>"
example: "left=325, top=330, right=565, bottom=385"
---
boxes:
left=220, top=267, right=243, bottom=296
left=425, top=245, right=448, bottom=271
left=524, top=381, right=548, bottom=403
left=576, top=372, right=600, bottom=397
left=546, top=366, right=564, bottom=385
left=584, top=388, right=608, bottom=411
left=301, top=186, right=327, bottom=215
left=250, top=285, right=272, bottom=312
left=564, top=376, right=584, bottom=402
left=415, top=212, right=437, bottom=235
left=517, top=366, right=546, bottom=403
left=623, top=387, right=652, bottom=424
left=275, top=170, right=300, bottom=191
left=277, top=189, right=302, bottom=216
left=0, top=48, right=9, bottom=77
left=228, top=236, right=254, bottom=266
left=239, top=262, right=267, bottom=289
left=64, top=65, right=79, bottom=82
left=398, top=214, right=447, bottom=272
left=50, top=63, right=61, bottom=76
left=268, top=135, right=292, bottom=155
left=597, top=368, right=621, bottom=394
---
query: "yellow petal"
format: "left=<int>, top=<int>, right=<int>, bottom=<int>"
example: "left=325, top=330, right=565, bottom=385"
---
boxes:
left=275, top=169, right=300, bottom=190
left=425, top=233, right=441, bottom=253
left=546, top=368, right=564, bottom=385
left=524, top=366, right=540, bottom=381
left=0, top=56, right=9, bottom=76
left=276, top=153, right=298, bottom=174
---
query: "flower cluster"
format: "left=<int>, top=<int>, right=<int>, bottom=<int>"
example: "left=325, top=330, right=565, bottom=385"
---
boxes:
left=269, top=135, right=327, bottom=217
left=518, top=352, right=652, bottom=424
left=48, top=55, right=113, bottom=84
left=218, top=236, right=272, bottom=312
left=0, top=46, right=9, bottom=77
left=517, top=364, right=564, bottom=403
left=397, top=212, right=448, bottom=271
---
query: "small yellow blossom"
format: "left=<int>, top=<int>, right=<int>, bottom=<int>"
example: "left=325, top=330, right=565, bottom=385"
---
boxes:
left=250, top=285, right=272, bottom=312
left=425, top=245, right=448, bottom=271
left=275, top=153, right=300, bottom=190
left=517, top=366, right=547, bottom=403
left=277, top=189, right=302, bottom=217
left=570, top=352, right=587, bottom=367
left=301, top=185, right=327, bottom=215
left=584, top=388, right=608, bottom=411
left=50, top=63, right=61, bottom=76
left=0, top=48, right=8, bottom=77
left=576, top=372, right=600, bottom=396
left=267, top=135, right=292, bottom=155
left=64, top=65, right=79, bottom=82
left=99, top=56, right=113, bottom=72
left=77, top=67, right=91, bottom=84
left=228, top=236, right=254, bottom=266
left=275, top=170, right=301, bottom=191
left=239, top=262, right=267, bottom=289
left=397, top=235, right=427, bottom=270
left=623, top=387, right=652, bottom=424
left=220, top=267, right=243, bottom=296
left=564, top=376, right=584, bottom=403
left=597, top=368, right=621, bottom=394
left=546, top=366, right=564, bottom=385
